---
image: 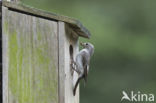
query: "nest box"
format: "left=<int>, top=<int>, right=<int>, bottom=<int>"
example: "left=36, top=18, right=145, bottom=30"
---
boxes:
left=0, top=1, right=91, bottom=103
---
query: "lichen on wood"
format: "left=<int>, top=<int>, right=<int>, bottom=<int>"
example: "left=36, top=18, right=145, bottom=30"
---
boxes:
left=3, top=6, right=58, bottom=103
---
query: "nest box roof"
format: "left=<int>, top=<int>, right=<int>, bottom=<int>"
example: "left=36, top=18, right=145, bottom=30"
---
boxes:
left=2, top=1, right=91, bottom=38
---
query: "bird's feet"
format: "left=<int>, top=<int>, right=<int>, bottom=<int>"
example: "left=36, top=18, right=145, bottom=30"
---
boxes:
left=71, top=60, right=77, bottom=70
left=70, top=60, right=76, bottom=76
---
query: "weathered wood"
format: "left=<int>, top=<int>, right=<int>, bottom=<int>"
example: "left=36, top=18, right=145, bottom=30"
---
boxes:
left=2, top=1, right=91, bottom=39
left=2, top=7, right=9, bottom=103
left=3, top=0, right=20, bottom=3
left=2, top=6, right=58, bottom=103
left=58, top=21, right=79, bottom=103
left=0, top=1, right=2, bottom=103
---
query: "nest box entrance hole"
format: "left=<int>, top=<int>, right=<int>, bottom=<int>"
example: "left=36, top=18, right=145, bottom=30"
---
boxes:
left=69, top=45, right=74, bottom=76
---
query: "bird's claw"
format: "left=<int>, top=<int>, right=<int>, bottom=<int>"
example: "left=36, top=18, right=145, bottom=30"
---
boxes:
left=70, top=60, right=77, bottom=76
left=71, top=60, right=76, bottom=70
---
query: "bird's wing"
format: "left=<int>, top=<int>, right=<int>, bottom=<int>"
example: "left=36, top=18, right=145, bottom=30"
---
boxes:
left=82, top=51, right=90, bottom=83
left=84, top=65, right=88, bottom=83
left=75, top=50, right=89, bottom=83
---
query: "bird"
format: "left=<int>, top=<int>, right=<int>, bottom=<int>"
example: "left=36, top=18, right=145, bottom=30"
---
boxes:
left=121, top=91, right=131, bottom=101
left=71, top=42, right=94, bottom=96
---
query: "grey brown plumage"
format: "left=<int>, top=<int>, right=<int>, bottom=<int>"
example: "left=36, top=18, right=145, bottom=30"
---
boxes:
left=72, top=42, right=94, bottom=96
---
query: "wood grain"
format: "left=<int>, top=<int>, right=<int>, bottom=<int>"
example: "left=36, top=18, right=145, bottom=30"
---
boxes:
left=2, top=6, right=58, bottom=103
left=58, top=21, right=79, bottom=103
left=3, top=0, right=20, bottom=3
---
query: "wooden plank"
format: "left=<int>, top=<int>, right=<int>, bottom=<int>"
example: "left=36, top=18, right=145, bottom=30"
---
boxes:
left=0, top=2, right=2, bottom=103
left=58, top=21, right=79, bottom=103
left=3, top=0, right=8, bottom=1
left=2, top=6, right=58, bottom=103
left=2, top=7, right=9, bottom=103
left=3, top=0, right=20, bottom=3
left=2, top=1, right=91, bottom=39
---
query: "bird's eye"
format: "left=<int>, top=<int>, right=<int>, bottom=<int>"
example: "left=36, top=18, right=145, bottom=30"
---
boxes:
left=86, top=43, right=88, bottom=45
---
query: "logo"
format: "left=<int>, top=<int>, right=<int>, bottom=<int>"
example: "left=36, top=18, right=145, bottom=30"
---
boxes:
left=121, top=91, right=154, bottom=102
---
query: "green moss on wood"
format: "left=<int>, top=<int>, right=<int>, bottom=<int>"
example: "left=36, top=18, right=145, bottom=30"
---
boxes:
left=3, top=8, right=58, bottom=103
left=8, top=30, right=18, bottom=95
left=6, top=25, right=58, bottom=103
left=4, top=21, right=9, bottom=35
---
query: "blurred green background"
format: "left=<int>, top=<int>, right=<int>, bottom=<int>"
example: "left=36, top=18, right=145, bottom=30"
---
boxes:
left=21, top=0, right=156, bottom=103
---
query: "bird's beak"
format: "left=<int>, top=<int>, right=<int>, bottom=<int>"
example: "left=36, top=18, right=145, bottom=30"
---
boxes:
left=80, top=42, right=85, bottom=47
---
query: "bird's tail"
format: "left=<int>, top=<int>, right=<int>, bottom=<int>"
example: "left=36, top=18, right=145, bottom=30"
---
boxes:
left=84, top=66, right=88, bottom=83
left=73, top=76, right=83, bottom=96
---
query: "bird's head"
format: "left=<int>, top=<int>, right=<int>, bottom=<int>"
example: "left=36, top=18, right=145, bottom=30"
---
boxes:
left=80, top=42, right=94, bottom=56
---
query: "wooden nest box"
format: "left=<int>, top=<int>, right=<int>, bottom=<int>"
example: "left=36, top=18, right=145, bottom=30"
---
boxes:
left=0, top=0, right=91, bottom=103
